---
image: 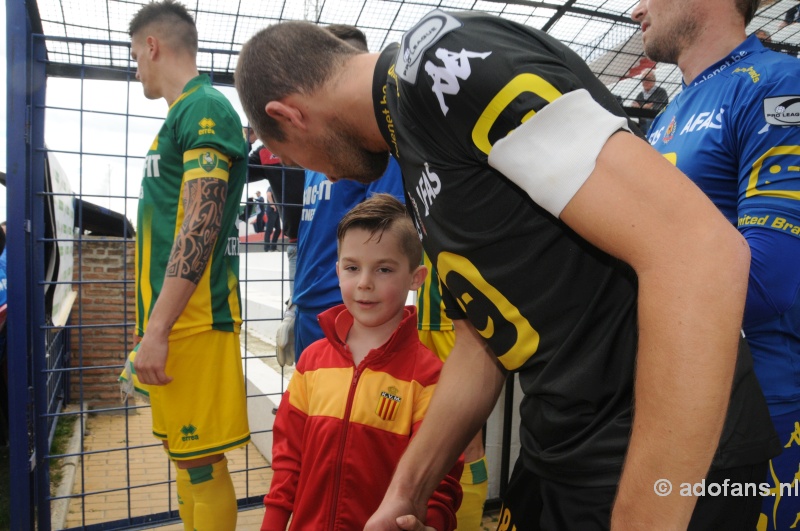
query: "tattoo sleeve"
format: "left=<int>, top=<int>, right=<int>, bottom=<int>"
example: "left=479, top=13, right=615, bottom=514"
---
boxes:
left=167, top=177, right=228, bottom=284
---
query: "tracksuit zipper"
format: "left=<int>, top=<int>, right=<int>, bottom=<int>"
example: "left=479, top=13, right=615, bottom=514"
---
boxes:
left=328, top=363, right=361, bottom=529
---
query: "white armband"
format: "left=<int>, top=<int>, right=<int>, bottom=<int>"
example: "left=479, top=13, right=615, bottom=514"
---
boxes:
left=487, top=89, right=630, bottom=218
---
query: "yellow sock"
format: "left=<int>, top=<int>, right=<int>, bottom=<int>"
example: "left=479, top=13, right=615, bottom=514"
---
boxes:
left=175, top=466, right=195, bottom=531
left=186, top=456, right=237, bottom=531
left=456, top=455, right=489, bottom=530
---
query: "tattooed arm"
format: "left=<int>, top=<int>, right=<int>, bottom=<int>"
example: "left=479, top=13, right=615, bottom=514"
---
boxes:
left=134, top=175, right=228, bottom=385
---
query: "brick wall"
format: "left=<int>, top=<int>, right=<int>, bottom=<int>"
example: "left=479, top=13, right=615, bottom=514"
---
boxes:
left=69, top=236, right=136, bottom=408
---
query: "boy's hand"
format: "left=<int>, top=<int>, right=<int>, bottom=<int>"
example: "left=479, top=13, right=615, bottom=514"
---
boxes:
left=395, top=515, right=436, bottom=531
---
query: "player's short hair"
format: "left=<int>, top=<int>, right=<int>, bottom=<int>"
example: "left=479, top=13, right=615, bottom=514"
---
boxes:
left=235, top=22, right=359, bottom=143
left=129, top=0, right=198, bottom=56
left=736, top=0, right=761, bottom=25
left=337, top=194, right=422, bottom=271
left=326, top=24, right=369, bottom=52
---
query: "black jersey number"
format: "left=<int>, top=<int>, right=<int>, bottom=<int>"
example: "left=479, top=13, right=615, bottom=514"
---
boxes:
left=437, top=252, right=540, bottom=371
left=471, top=73, right=562, bottom=155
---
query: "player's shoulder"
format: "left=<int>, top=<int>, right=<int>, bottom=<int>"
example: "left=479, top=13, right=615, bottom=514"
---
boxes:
left=729, top=49, right=800, bottom=84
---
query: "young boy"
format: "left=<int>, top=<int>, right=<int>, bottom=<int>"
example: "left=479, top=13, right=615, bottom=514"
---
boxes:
left=262, top=194, right=462, bottom=531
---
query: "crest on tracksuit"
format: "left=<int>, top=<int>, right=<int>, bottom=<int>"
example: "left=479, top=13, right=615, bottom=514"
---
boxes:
left=376, top=386, right=402, bottom=421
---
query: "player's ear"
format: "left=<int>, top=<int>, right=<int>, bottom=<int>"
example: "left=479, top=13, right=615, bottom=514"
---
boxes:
left=265, top=98, right=307, bottom=132
left=336, top=261, right=341, bottom=280
left=145, top=35, right=159, bottom=59
left=409, top=265, right=428, bottom=291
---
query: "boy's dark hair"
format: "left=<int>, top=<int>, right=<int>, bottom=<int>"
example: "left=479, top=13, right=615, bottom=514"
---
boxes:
left=235, top=22, right=358, bottom=143
left=337, top=194, right=422, bottom=270
left=326, top=24, right=369, bottom=52
left=737, top=0, right=761, bottom=25
left=129, top=0, right=198, bottom=55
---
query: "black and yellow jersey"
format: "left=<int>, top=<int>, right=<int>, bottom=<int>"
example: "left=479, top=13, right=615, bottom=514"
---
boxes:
left=373, top=10, right=779, bottom=486
left=136, top=74, right=247, bottom=339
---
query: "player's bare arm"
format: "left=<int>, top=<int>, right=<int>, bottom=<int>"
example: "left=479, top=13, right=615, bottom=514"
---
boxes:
left=167, top=177, right=227, bottom=283
left=560, top=131, right=749, bottom=529
left=365, top=319, right=506, bottom=530
left=134, top=175, right=229, bottom=386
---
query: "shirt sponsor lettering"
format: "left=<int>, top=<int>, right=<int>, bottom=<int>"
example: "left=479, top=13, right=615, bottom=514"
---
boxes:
left=693, top=50, right=748, bottom=87
left=301, top=179, right=333, bottom=221
left=143, top=154, right=161, bottom=178
left=680, top=108, right=725, bottom=135
left=415, top=162, right=441, bottom=216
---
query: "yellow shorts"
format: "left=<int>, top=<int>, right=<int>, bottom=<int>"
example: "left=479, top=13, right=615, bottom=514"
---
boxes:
left=120, top=329, right=250, bottom=460
left=417, top=328, right=455, bottom=362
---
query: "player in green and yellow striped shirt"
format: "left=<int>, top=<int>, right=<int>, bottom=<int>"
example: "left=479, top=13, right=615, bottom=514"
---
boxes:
left=120, top=2, right=249, bottom=529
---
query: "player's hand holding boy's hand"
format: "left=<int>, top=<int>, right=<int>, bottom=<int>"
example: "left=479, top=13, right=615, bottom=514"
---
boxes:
left=364, top=495, right=434, bottom=531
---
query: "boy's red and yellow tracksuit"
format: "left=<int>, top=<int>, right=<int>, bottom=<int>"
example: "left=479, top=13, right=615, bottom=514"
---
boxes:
left=262, top=305, right=462, bottom=531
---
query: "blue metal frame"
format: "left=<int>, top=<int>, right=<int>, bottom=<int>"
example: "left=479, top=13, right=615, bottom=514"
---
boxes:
left=7, top=1, right=35, bottom=528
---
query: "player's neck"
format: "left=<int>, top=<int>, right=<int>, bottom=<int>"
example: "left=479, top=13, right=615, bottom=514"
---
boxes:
left=162, top=62, right=201, bottom=107
left=678, top=24, right=747, bottom=86
left=332, top=53, right=390, bottom=153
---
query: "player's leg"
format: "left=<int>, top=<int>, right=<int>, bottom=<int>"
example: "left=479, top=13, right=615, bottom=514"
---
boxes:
left=151, top=330, right=250, bottom=530
left=459, top=432, right=489, bottom=530
left=176, top=454, right=237, bottom=530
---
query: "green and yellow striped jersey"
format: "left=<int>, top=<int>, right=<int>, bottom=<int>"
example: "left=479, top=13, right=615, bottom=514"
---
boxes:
left=136, top=74, right=247, bottom=338
left=416, top=252, right=454, bottom=332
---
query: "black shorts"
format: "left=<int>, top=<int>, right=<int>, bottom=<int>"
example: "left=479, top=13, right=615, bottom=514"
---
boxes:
left=496, top=457, right=767, bottom=530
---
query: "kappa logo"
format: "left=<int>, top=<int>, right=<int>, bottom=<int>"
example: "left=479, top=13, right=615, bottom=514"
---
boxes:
left=180, top=424, right=199, bottom=441
left=199, top=150, right=218, bottom=173
left=198, top=117, right=216, bottom=135
left=426, top=48, right=491, bottom=115
left=375, top=387, right=402, bottom=421
left=396, top=10, right=462, bottom=84
left=764, top=96, right=800, bottom=126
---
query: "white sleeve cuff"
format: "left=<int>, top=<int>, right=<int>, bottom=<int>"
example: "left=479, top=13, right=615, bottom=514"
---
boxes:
left=487, top=88, right=630, bottom=218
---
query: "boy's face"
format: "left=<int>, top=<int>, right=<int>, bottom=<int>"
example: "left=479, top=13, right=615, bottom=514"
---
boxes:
left=337, top=227, right=425, bottom=331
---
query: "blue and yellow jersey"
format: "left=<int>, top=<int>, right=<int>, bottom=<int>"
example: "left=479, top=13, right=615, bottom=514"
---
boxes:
left=648, top=36, right=800, bottom=411
left=648, top=35, right=800, bottom=234
left=136, top=74, right=247, bottom=338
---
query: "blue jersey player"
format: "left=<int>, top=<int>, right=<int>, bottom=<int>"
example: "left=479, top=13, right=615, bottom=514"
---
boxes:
left=634, top=1, right=800, bottom=529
